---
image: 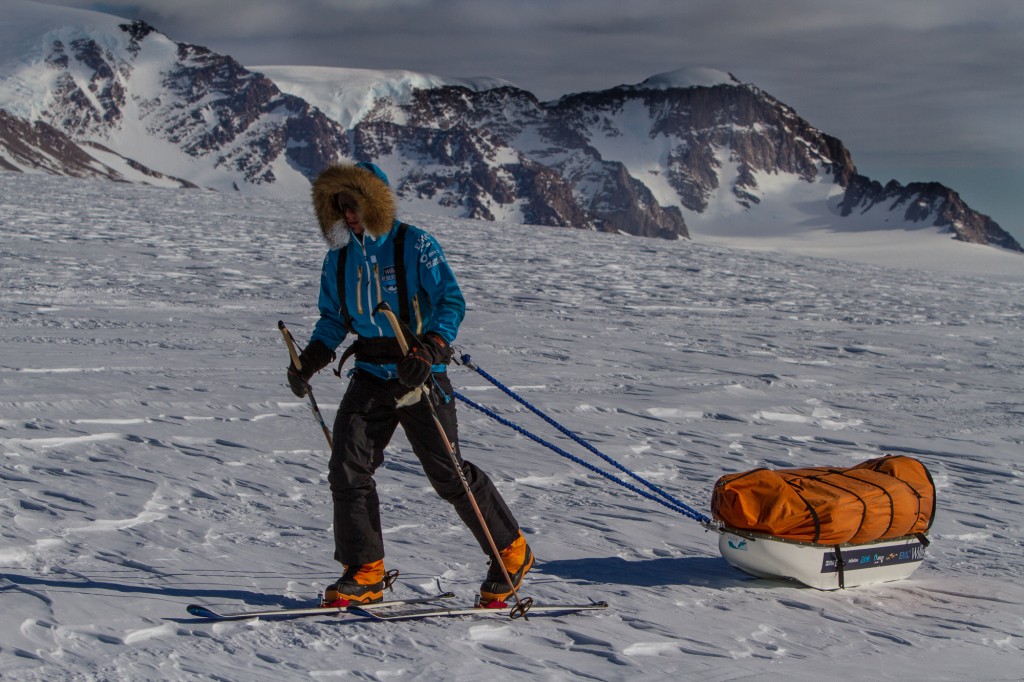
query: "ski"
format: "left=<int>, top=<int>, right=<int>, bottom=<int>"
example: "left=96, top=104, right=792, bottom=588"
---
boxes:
left=186, top=591, right=456, bottom=621
left=350, top=599, right=609, bottom=621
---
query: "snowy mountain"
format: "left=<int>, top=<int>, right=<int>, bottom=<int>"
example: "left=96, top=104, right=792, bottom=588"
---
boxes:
left=0, top=0, right=1019, bottom=252
left=0, top=1, right=347, bottom=195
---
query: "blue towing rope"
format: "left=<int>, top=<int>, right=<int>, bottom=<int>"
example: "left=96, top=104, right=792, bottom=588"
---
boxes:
left=455, top=354, right=714, bottom=527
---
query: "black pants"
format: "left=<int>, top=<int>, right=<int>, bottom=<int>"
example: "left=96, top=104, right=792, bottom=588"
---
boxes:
left=328, top=370, right=520, bottom=567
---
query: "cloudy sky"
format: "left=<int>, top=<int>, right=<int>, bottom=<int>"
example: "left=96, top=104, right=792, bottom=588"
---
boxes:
left=41, top=0, right=1024, bottom=242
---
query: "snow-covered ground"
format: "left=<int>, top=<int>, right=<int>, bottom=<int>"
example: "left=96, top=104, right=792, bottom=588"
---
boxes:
left=1, top=172, right=1022, bottom=681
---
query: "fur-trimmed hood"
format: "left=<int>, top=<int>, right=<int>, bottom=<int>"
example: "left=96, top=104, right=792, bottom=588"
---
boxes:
left=312, top=162, right=396, bottom=249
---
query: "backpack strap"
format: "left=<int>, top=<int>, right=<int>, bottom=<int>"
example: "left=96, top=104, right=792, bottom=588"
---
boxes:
left=393, top=222, right=411, bottom=326
left=334, top=246, right=356, bottom=335
left=331, top=246, right=357, bottom=378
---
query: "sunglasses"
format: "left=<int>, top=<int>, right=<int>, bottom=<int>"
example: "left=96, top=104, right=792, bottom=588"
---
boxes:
left=335, top=194, right=358, bottom=213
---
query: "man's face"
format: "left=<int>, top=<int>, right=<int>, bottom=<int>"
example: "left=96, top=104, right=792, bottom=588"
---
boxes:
left=336, top=194, right=363, bottom=235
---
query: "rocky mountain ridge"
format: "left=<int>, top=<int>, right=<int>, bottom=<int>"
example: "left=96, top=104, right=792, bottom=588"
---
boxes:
left=0, top=3, right=1018, bottom=251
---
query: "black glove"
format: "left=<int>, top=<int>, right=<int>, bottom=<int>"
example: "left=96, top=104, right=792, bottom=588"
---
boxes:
left=287, top=340, right=335, bottom=397
left=397, top=333, right=450, bottom=388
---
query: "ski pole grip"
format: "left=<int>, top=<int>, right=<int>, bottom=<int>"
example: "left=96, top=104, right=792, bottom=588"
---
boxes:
left=372, top=303, right=410, bottom=354
left=278, top=320, right=303, bottom=371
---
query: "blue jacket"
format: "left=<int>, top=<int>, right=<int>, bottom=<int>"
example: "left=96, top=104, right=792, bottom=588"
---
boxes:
left=310, top=220, right=466, bottom=380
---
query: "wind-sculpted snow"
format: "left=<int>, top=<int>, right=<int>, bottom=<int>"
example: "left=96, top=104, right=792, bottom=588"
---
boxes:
left=0, top=173, right=1022, bottom=680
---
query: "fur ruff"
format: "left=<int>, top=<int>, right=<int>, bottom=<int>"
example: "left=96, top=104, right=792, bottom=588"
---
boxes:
left=311, top=164, right=396, bottom=247
left=322, top=221, right=351, bottom=250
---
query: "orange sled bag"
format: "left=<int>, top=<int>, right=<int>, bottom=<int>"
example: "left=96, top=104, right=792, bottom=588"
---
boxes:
left=711, top=455, right=935, bottom=545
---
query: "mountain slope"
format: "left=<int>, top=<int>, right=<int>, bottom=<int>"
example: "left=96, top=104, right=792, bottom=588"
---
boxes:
left=0, top=0, right=347, bottom=195
left=0, top=0, right=1018, bottom=250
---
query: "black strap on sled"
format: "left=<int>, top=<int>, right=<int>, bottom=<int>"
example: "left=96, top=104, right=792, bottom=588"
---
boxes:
left=833, top=545, right=847, bottom=589
left=333, top=222, right=412, bottom=376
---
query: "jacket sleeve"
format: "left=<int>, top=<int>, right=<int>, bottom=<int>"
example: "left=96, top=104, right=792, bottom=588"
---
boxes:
left=309, top=249, right=349, bottom=351
left=415, top=233, right=465, bottom=344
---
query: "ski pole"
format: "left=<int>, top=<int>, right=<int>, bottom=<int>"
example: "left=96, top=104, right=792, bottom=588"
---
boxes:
left=278, top=320, right=334, bottom=450
left=373, top=302, right=532, bottom=620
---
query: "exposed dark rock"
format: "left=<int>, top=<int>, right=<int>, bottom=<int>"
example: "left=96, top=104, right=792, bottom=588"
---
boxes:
left=841, top=175, right=1022, bottom=250
left=5, top=15, right=1016, bottom=251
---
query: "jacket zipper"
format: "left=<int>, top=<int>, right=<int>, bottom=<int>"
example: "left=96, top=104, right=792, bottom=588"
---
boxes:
left=412, top=295, right=423, bottom=334
left=373, top=262, right=383, bottom=308
left=367, top=251, right=382, bottom=336
left=355, top=264, right=363, bottom=315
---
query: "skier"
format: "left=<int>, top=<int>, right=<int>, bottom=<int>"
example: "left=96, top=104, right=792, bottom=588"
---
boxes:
left=287, top=161, right=533, bottom=606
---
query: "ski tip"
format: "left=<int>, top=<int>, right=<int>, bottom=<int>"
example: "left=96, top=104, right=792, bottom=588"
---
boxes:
left=277, top=320, right=286, bottom=330
left=186, top=604, right=218, bottom=619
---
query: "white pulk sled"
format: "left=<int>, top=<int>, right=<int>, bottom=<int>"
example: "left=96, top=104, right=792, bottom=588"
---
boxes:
left=457, top=355, right=935, bottom=590
left=717, top=529, right=929, bottom=590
